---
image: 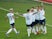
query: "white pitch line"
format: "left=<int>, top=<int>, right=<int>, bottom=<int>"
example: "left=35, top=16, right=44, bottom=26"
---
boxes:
left=0, top=7, right=9, bottom=11
left=0, top=7, right=52, bottom=27
left=46, top=24, right=52, bottom=27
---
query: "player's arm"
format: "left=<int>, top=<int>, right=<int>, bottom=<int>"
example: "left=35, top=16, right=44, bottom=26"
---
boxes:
left=15, top=12, right=24, bottom=17
left=12, top=14, right=19, bottom=19
left=32, top=11, right=38, bottom=15
left=18, top=13, right=24, bottom=17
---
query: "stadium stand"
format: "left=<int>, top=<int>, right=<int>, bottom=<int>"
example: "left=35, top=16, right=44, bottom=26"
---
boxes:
left=42, top=0, right=52, bottom=3
left=34, top=0, right=52, bottom=4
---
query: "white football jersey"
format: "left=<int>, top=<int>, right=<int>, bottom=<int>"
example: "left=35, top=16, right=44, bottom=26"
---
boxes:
left=32, top=9, right=37, bottom=22
left=34, top=9, right=37, bottom=13
left=7, top=13, right=15, bottom=24
left=32, top=14, right=35, bottom=22
left=23, top=13, right=32, bottom=25
left=35, top=9, right=40, bottom=20
left=39, top=9, right=45, bottom=20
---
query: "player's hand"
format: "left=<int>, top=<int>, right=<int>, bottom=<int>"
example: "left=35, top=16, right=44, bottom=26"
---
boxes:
left=15, top=12, right=19, bottom=15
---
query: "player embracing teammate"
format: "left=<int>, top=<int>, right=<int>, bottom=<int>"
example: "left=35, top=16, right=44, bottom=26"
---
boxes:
left=24, top=6, right=47, bottom=37
left=30, top=6, right=47, bottom=35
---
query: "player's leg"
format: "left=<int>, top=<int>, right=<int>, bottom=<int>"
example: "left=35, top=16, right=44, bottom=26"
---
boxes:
left=35, top=20, right=39, bottom=34
left=39, top=20, right=44, bottom=33
left=12, top=23, right=19, bottom=34
left=27, top=25, right=32, bottom=37
left=43, top=19, right=47, bottom=34
left=32, top=27, right=37, bottom=35
left=6, top=24, right=13, bottom=36
left=31, top=22, right=37, bottom=35
left=40, top=19, right=47, bottom=34
left=6, top=28, right=12, bottom=35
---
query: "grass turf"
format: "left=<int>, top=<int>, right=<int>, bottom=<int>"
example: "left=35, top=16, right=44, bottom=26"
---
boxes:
left=0, top=1, right=52, bottom=39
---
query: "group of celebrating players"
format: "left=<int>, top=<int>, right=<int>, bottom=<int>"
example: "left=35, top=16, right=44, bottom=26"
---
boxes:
left=6, top=5, right=47, bottom=37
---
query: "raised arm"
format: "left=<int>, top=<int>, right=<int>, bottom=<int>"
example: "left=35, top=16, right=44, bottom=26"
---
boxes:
left=14, top=12, right=24, bottom=17
left=32, top=11, right=38, bottom=15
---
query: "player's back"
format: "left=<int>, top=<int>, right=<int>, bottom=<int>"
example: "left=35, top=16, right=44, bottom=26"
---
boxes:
left=7, top=13, right=15, bottom=24
left=23, top=13, right=32, bottom=25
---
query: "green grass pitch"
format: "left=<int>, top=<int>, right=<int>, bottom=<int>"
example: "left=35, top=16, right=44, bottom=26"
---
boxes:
left=0, top=1, right=52, bottom=39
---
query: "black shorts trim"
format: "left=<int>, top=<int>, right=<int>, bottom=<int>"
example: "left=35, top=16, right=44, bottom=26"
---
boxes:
left=35, top=20, right=40, bottom=24
left=32, top=21, right=36, bottom=26
left=39, top=19, right=46, bottom=26
left=10, top=23, right=15, bottom=28
left=35, top=19, right=46, bottom=25
left=26, top=24, right=33, bottom=27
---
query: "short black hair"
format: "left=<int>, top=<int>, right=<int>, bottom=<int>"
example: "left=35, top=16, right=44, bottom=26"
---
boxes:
left=27, top=9, right=30, bottom=12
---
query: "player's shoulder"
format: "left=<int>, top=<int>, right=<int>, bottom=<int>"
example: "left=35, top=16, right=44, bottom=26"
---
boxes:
left=41, top=9, right=45, bottom=11
left=34, top=9, right=37, bottom=13
left=7, top=13, right=10, bottom=16
left=34, top=9, right=37, bottom=10
left=7, top=13, right=14, bottom=16
left=9, top=12, right=14, bottom=14
left=23, top=13, right=28, bottom=17
left=34, top=9, right=37, bottom=11
left=10, top=13, right=14, bottom=15
left=23, top=13, right=28, bottom=15
left=42, top=9, right=45, bottom=12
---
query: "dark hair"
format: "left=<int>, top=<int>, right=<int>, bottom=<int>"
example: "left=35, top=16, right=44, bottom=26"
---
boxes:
left=27, top=9, right=30, bottom=12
